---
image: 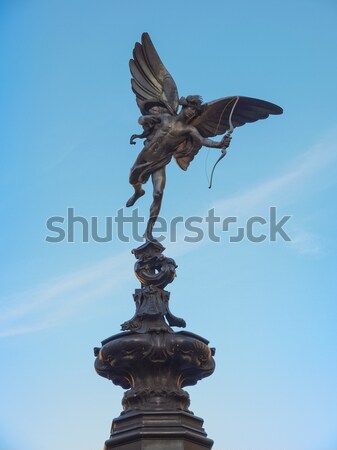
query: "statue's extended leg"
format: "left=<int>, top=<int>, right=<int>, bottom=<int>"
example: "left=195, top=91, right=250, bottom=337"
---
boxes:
left=144, top=167, right=166, bottom=241
left=126, top=182, right=145, bottom=207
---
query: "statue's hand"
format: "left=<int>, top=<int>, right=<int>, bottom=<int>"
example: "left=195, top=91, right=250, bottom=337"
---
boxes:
left=130, top=134, right=137, bottom=145
left=221, top=134, right=232, bottom=149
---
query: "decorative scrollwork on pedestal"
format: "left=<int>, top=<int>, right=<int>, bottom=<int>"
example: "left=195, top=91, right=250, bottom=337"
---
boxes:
left=120, top=239, right=185, bottom=333
left=94, top=330, right=215, bottom=413
left=132, top=240, right=177, bottom=289
left=121, top=285, right=186, bottom=333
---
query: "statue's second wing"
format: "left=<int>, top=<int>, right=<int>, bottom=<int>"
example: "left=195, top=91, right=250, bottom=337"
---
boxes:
left=193, top=96, right=283, bottom=137
left=130, top=33, right=179, bottom=115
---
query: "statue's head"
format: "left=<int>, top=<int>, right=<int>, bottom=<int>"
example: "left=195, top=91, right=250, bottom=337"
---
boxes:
left=179, top=96, right=203, bottom=122
left=179, top=95, right=202, bottom=110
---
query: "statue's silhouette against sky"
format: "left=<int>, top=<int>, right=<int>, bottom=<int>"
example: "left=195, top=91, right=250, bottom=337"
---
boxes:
left=127, top=33, right=283, bottom=240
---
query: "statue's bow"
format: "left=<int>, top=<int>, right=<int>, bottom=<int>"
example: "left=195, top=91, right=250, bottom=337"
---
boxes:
left=208, top=96, right=239, bottom=189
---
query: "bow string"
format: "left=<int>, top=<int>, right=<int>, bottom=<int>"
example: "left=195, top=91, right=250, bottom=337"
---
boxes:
left=208, top=96, right=239, bottom=189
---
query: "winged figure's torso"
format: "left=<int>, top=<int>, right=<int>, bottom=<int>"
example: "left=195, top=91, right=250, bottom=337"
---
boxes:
left=141, top=113, right=201, bottom=162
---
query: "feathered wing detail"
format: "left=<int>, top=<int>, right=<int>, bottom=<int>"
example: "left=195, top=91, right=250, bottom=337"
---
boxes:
left=174, top=96, right=283, bottom=170
left=130, top=33, right=179, bottom=115
left=192, top=96, right=283, bottom=138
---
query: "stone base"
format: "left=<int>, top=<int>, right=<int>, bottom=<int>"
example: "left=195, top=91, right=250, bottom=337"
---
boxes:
left=104, top=411, right=213, bottom=450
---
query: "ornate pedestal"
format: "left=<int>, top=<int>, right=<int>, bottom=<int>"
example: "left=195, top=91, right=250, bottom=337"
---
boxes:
left=94, top=241, right=215, bottom=449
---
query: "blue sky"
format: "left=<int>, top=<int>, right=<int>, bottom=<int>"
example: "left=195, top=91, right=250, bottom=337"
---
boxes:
left=1, top=0, right=337, bottom=449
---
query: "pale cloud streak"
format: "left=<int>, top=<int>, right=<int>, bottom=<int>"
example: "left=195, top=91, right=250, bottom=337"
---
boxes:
left=212, top=132, right=337, bottom=217
left=169, top=128, right=337, bottom=254
left=211, top=131, right=337, bottom=253
left=0, top=251, right=132, bottom=338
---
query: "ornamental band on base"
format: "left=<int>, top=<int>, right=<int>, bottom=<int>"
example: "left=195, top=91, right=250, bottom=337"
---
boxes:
left=94, top=33, right=282, bottom=449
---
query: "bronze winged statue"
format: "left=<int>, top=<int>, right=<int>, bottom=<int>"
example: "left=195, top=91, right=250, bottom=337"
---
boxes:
left=127, top=33, right=283, bottom=241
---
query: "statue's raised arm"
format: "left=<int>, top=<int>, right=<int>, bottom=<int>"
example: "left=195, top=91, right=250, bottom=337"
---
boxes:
left=126, top=33, right=283, bottom=241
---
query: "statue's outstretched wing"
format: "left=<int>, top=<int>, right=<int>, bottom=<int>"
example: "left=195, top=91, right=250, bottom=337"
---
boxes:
left=174, top=96, right=283, bottom=171
left=130, top=33, right=179, bottom=116
left=192, top=96, right=283, bottom=137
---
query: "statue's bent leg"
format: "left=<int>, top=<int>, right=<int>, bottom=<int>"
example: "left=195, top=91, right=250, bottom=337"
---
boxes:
left=144, top=167, right=166, bottom=240
left=126, top=182, right=145, bottom=207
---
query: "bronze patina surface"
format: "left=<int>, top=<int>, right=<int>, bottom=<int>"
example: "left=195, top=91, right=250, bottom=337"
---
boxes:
left=94, top=33, right=283, bottom=450
left=127, top=33, right=282, bottom=240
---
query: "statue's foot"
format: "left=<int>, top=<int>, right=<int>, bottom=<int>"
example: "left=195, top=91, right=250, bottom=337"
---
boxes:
left=126, top=189, right=145, bottom=207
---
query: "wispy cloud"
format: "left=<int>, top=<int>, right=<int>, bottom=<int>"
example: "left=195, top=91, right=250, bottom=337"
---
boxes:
left=0, top=251, right=132, bottom=338
left=289, top=230, right=322, bottom=255
left=167, top=128, right=337, bottom=254
left=213, top=132, right=337, bottom=216
left=211, top=131, right=337, bottom=253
